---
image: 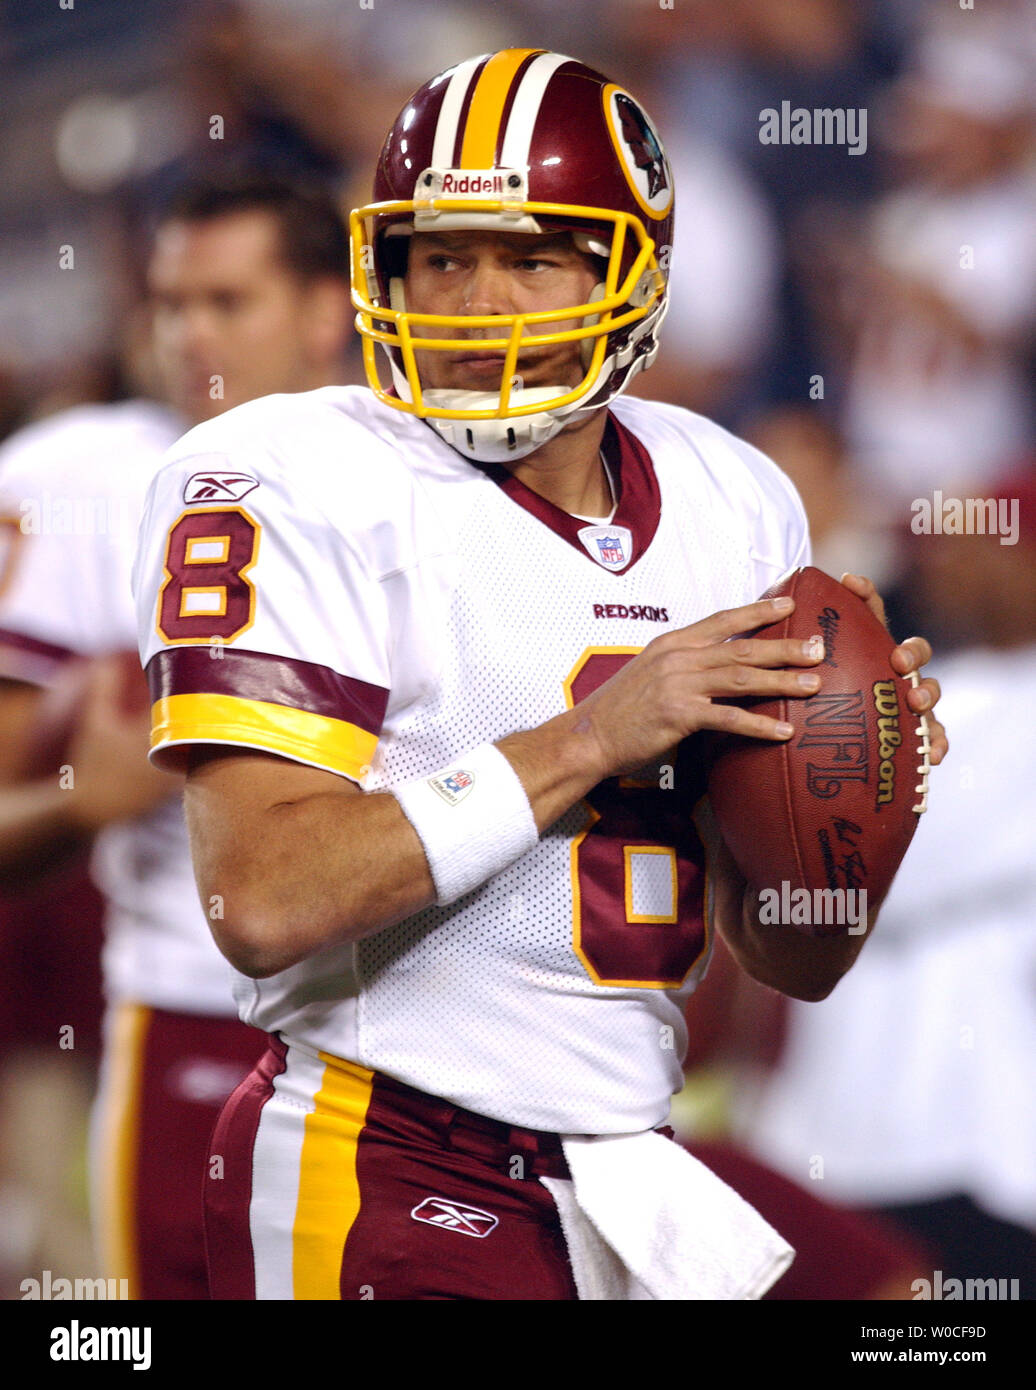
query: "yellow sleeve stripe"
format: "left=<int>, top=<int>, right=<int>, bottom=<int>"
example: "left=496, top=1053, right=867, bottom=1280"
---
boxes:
left=150, top=692, right=377, bottom=780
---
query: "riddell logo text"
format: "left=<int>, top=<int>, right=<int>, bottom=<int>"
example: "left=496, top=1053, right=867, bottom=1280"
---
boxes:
left=593, top=603, right=669, bottom=622
left=440, top=173, right=505, bottom=195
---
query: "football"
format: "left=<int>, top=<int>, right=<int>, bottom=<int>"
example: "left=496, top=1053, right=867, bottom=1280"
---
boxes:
left=706, top=567, right=930, bottom=935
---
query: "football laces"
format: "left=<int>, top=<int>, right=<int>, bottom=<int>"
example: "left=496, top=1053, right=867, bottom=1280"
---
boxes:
left=907, top=670, right=932, bottom=814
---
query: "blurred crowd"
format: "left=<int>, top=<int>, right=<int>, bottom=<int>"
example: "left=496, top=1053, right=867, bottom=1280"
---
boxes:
left=0, top=0, right=1033, bottom=1300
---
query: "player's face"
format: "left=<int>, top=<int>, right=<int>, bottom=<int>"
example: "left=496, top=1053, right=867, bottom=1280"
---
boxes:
left=148, top=211, right=333, bottom=424
left=402, top=231, right=602, bottom=393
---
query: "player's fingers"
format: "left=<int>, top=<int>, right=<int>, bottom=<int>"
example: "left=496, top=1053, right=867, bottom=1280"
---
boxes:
left=697, top=663, right=822, bottom=700
left=699, top=699, right=794, bottom=742
left=675, top=595, right=795, bottom=648
left=890, top=635, right=933, bottom=675
left=925, top=715, right=949, bottom=766
left=905, top=675, right=940, bottom=713
left=721, top=634, right=826, bottom=669
left=841, top=572, right=887, bottom=629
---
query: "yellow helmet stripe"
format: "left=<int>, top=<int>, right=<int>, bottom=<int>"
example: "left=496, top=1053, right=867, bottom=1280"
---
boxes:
left=459, top=48, right=544, bottom=169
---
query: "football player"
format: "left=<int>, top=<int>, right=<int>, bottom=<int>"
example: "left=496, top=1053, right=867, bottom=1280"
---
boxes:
left=134, top=50, right=947, bottom=1300
left=0, top=176, right=352, bottom=1297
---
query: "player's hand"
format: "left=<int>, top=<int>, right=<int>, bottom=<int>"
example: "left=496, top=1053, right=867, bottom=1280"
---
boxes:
left=840, top=572, right=948, bottom=767
left=573, top=595, right=827, bottom=781
left=65, top=655, right=179, bottom=832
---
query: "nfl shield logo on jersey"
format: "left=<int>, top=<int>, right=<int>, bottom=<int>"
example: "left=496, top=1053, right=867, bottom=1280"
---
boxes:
left=577, top=524, right=634, bottom=571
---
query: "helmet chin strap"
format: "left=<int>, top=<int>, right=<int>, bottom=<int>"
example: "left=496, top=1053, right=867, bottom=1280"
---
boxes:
left=424, top=391, right=570, bottom=463
left=388, top=364, right=603, bottom=463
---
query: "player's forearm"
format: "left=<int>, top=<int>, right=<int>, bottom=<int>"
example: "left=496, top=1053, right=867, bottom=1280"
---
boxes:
left=722, top=886, right=874, bottom=1002
left=0, top=781, right=92, bottom=883
left=187, top=714, right=605, bottom=978
left=186, top=782, right=437, bottom=977
left=497, top=706, right=608, bottom=832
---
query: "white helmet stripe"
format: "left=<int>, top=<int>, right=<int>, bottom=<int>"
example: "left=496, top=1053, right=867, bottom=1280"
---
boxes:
left=499, top=52, right=574, bottom=170
left=430, top=54, right=488, bottom=169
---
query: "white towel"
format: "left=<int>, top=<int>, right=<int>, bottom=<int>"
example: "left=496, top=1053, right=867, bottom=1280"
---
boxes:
left=541, top=1130, right=795, bottom=1300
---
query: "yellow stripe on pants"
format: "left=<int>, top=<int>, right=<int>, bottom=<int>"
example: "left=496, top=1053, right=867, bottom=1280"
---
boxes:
left=292, top=1054, right=375, bottom=1300
left=94, top=1002, right=150, bottom=1299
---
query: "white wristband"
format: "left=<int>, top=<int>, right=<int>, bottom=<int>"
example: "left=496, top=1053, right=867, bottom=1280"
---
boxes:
left=394, top=742, right=539, bottom=906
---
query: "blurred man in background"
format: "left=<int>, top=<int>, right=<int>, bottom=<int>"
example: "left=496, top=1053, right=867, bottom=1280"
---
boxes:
left=0, top=175, right=352, bottom=1297
left=842, top=13, right=1036, bottom=511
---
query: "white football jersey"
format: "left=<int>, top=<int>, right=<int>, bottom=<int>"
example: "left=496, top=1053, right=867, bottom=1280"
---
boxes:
left=0, top=400, right=245, bottom=1015
left=134, top=385, right=809, bottom=1131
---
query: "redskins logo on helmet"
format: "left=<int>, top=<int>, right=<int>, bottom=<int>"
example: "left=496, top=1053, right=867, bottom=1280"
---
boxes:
left=608, top=91, right=673, bottom=211
left=349, top=49, right=674, bottom=463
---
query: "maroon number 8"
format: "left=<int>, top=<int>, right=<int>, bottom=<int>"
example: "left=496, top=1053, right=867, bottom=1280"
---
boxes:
left=157, top=507, right=260, bottom=644
left=563, top=648, right=709, bottom=988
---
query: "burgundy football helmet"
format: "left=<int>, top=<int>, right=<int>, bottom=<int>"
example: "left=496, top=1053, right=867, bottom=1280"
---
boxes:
left=349, top=49, right=675, bottom=462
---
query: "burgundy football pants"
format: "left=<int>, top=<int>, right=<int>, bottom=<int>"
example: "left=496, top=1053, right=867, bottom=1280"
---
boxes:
left=204, top=1038, right=579, bottom=1300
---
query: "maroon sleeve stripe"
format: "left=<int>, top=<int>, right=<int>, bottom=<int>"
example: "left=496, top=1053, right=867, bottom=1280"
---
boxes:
left=146, top=647, right=388, bottom=738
